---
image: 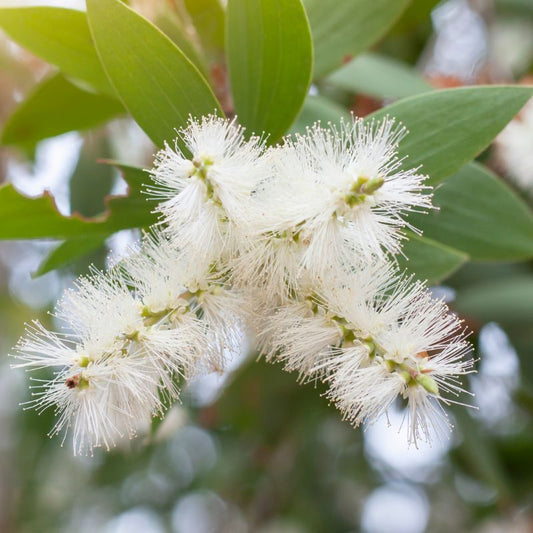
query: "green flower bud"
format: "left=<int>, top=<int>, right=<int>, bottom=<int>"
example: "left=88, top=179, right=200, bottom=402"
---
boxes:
left=416, top=374, right=440, bottom=395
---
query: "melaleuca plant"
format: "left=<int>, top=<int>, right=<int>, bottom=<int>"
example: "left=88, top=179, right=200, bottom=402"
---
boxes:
left=13, top=115, right=473, bottom=453
left=0, top=0, right=531, bottom=458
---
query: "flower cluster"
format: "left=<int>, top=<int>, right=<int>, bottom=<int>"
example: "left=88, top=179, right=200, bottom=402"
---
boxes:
left=12, top=115, right=473, bottom=454
left=14, top=236, right=243, bottom=455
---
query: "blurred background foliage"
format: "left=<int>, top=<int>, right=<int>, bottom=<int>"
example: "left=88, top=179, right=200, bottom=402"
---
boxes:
left=0, top=0, right=532, bottom=532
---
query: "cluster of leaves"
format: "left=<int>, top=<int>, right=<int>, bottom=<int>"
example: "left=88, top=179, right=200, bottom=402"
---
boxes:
left=0, top=0, right=531, bottom=281
left=1, top=0, right=533, bottom=531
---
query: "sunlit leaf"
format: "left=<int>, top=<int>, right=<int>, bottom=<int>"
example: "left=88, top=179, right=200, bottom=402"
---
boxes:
left=390, top=0, right=440, bottom=33
left=87, top=0, right=222, bottom=148
left=0, top=6, right=112, bottom=94
left=0, top=165, right=155, bottom=240
left=154, top=6, right=208, bottom=78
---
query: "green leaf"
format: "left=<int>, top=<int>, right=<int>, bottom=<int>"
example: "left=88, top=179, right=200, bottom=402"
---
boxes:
left=112, top=163, right=148, bottom=196
left=69, top=134, right=116, bottom=218
left=390, top=0, right=441, bottom=34
left=327, top=52, right=431, bottom=100
left=227, top=0, right=313, bottom=142
left=0, top=184, right=106, bottom=239
left=369, top=86, right=533, bottom=184
left=0, top=165, right=156, bottom=240
left=33, top=235, right=107, bottom=278
left=411, top=163, right=533, bottom=261
left=103, top=164, right=158, bottom=229
left=87, top=0, right=222, bottom=148
left=1, top=73, right=123, bottom=147
left=0, top=7, right=112, bottom=94
left=290, top=94, right=350, bottom=135
left=397, top=234, right=468, bottom=285
left=449, top=262, right=530, bottom=290
left=184, top=0, right=225, bottom=59
left=154, top=7, right=209, bottom=79
left=455, top=275, right=533, bottom=326
left=304, top=0, right=412, bottom=78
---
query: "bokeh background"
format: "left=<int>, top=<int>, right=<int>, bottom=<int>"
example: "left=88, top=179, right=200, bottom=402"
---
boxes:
left=1, top=0, right=533, bottom=532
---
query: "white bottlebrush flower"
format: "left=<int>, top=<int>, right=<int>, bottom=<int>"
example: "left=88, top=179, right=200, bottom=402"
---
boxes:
left=300, top=117, right=432, bottom=258
left=10, top=110, right=476, bottom=454
left=147, top=114, right=268, bottom=267
left=323, top=271, right=473, bottom=445
left=256, top=260, right=400, bottom=382
left=13, top=224, right=252, bottom=454
left=258, top=298, right=343, bottom=382
left=56, top=266, right=185, bottom=393
left=120, top=230, right=247, bottom=373
left=327, top=350, right=406, bottom=426
left=13, top=281, right=206, bottom=453
left=402, top=386, right=452, bottom=446
left=239, top=117, right=431, bottom=297
left=13, top=323, right=163, bottom=455
left=231, top=232, right=306, bottom=305
left=56, top=267, right=143, bottom=351
left=13, top=320, right=87, bottom=371
left=260, top=259, right=473, bottom=445
left=496, top=97, right=533, bottom=195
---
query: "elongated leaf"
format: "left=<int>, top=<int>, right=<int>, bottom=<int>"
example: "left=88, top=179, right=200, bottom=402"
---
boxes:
left=33, top=163, right=154, bottom=276
left=87, top=0, right=222, bottom=148
left=33, top=235, right=107, bottom=278
left=227, top=0, right=313, bottom=142
left=455, top=275, right=533, bottom=326
left=154, top=7, right=208, bottom=78
left=0, top=166, right=155, bottom=240
left=69, top=134, right=115, bottom=219
left=185, top=0, right=225, bottom=59
left=99, top=165, right=157, bottom=229
left=397, top=234, right=467, bottom=284
left=327, top=52, right=431, bottom=100
left=0, top=7, right=112, bottom=94
left=112, top=163, right=148, bottom=196
left=1, top=73, right=123, bottom=147
left=0, top=185, right=110, bottom=239
left=449, top=262, right=530, bottom=289
left=304, top=0, right=411, bottom=78
left=290, top=94, right=350, bottom=134
left=369, top=86, right=533, bottom=184
left=391, top=0, right=441, bottom=33
left=411, top=163, right=533, bottom=261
